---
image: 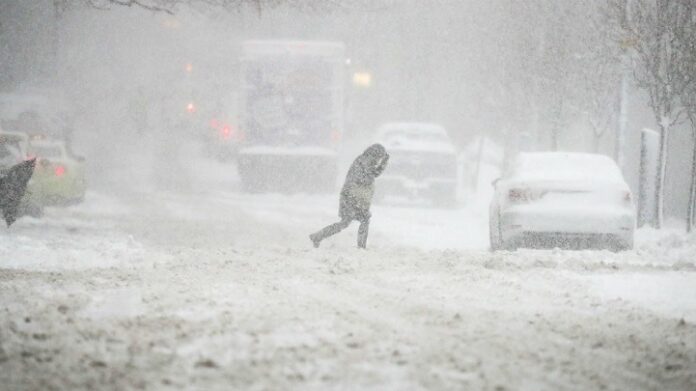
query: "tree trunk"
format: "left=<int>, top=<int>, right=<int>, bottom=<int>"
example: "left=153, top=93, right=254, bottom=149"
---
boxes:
left=654, top=121, right=670, bottom=229
left=688, top=132, right=696, bottom=232
left=592, top=131, right=601, bottom=153
left=616, top=68, right=629, bottom=168
left=550, top=98, right=563, bottom=151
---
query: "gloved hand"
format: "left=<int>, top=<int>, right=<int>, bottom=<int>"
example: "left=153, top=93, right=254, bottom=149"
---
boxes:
left=378, top=153, right=389, bottom=167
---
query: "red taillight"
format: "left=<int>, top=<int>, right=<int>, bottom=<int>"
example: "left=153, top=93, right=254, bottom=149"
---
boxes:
left=54, top=165, right=66, bottom=177
left=331, top=129, right=341, bottom=143
left=508, top=189, right=525, bottom=202
left=221, top=125, right=232, bottom=140
left=186, top=102, right=196, bottom=113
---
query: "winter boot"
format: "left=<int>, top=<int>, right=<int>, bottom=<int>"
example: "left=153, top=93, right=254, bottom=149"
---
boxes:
left=309, top=233, right=321, bottom=248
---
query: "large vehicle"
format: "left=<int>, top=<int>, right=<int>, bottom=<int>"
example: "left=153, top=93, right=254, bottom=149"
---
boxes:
left=238, top=40, right=345, bottom=192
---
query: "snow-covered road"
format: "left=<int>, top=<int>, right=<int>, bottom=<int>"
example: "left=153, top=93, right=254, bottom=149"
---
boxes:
left=1, top=188, right=695, bottom=390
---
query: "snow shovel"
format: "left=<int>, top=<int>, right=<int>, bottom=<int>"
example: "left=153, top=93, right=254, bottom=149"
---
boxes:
left=0, top=158, right=36, bottom=227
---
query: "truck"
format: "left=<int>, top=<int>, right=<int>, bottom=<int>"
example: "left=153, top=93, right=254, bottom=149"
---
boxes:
left=238, top=40, right=345, bottom=193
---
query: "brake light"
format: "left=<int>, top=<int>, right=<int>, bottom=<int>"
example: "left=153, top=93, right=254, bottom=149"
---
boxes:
left=186, top=102, right=196, bottom=113
left=54, top=165, right=66, bottom=177
left=221, top=125, right=232, bottom=140
left=508, top=189, right=525, bottom=202
left=508, top=188, right=544, bottom=203
left=331, top=130, right=341, bottom=143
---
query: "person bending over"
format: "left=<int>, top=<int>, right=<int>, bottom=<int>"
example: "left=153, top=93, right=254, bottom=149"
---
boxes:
left=310, top=144, right=389, bottom=249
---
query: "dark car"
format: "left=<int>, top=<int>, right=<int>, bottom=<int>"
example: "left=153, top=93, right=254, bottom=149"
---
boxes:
left=374, top=122, right=459, bottom=207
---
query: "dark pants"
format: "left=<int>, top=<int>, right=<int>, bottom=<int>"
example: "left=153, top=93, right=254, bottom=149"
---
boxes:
left=312, top=216, right=370, bottom=248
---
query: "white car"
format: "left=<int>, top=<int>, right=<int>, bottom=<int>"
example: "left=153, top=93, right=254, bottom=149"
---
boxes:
left=375, top=122, right=458, bottom=207
left=489, top=152, right=635, bottom=251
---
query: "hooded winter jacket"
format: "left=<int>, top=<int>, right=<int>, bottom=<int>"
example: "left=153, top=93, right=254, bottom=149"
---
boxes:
left=339, top=144, right=389, bottom=221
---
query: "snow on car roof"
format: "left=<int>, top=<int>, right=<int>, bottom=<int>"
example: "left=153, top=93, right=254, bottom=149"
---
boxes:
left=376, top=122, right=455, bottom=153
left=513, top=152, right=625, bottom=183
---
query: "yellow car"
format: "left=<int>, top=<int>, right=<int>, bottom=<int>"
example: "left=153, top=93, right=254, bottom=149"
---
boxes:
left=26, top=139, right=86, bottom=205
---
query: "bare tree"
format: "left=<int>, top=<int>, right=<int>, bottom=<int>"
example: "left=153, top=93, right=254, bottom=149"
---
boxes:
left=578, top=3, right=622, bottom=153
left=609, top=0, right=694, bottom=228
left=685, top=89, right=696, bottom=232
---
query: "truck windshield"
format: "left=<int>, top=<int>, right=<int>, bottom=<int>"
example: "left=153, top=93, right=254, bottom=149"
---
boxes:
left=243, top=56, right=335, bottom=146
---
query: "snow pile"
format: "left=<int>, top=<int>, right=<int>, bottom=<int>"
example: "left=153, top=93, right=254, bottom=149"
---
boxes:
left=0, top=192, right=168, bottom=271
left=634, top=226, right=696, bottom=268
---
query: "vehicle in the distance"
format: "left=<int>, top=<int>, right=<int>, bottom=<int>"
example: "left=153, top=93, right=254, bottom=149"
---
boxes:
left=489, top=152, right=635, bottom=251
left=237, top=40, right=345, bottom=192
left=26, top=139, right=86, bottom=205
left=374, top=122, right=458, bottom=207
